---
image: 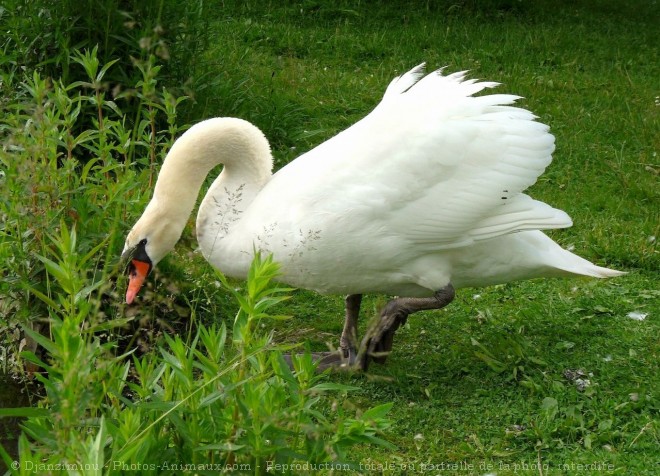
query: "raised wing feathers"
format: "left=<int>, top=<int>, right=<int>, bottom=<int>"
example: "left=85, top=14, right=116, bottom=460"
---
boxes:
left=260, top=66, right=570, bottom=252
left=350, top=66, right=569, bottom=249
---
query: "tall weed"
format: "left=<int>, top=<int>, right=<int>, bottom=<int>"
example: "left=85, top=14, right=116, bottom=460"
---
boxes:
left=0, top=248, right=393, bottom=473
left=0, top=48, right=186, bottom=377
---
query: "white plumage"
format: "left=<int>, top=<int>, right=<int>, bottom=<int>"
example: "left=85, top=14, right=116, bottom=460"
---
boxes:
left=123, top=64, right=622, bottom=304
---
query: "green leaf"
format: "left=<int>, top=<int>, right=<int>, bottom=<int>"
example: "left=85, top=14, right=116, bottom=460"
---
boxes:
left=87, top=416, right=106, bottom=470
left=471, top=338, right=506, bottom=372
left=0, top=443, right=16, bottom=474
left=75, top=278, right=106, bottom=304
left=27, top=287, right=59, bottom=309
left=541, top=397, right=559, bottom=421
left=80, top=156, right=101, bottom=182
left=34, top=254, right=72, bottom=293
left=79, top=234, right=110, bottom=268
left=593, top=305, right=612, bottom=314
left=22, top=327, right=57, bottom=355
left=528, top=356, right=548, bottom=366
left=196, top=442, right=246, bottom=452
left=104, top=100, right=123, bottom=116
left=361, top=402, right=394, bottom=421
left=97, top=58, right=120, bottom=82
left=310, top=383, right=361, bottom=393
left=19, top=351, right=55, bottom=373
left=198, top=391, right=225, bottom=408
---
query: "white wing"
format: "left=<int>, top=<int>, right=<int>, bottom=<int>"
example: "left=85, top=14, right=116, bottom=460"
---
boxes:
left=252, top=65, right=571, bottom=251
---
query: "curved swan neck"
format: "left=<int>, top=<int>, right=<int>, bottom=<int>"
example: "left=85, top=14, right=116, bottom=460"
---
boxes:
left=131, top=118, right=273, bottom=266
left=155, top=118, right=272, bottom=205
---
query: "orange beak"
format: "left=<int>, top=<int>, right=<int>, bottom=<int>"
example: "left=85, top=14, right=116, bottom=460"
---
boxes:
left=126, top=259, right=151, bottom=304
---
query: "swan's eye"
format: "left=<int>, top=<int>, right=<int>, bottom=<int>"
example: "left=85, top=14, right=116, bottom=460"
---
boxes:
left=132, top=238, right=151, bottom=264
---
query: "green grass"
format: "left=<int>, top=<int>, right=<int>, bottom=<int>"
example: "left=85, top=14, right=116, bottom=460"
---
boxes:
left=1, top=0, right=658, bottom=474
left=188, top=1, right=658, bottom=473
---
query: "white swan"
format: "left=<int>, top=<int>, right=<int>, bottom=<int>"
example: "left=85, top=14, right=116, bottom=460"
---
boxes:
left=122, top=64, right=623, bottom=369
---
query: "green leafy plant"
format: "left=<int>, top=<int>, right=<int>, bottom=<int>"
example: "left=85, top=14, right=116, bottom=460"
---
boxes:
left=1, top=247, right=394, bottom=473
left=0, top=46, right=189, bottom=377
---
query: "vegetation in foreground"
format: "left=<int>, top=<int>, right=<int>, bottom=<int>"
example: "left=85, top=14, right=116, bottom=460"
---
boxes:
left=1, top=0, right=658, bottom=474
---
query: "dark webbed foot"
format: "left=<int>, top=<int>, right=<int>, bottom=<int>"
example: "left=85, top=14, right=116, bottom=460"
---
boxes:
left=284, top=285, right=455, bottom=373
left=359, top=301, right=409, bottom=369
left=282, top=294, right=364, bottom=373
left=358, top=284, right=455, bottom=371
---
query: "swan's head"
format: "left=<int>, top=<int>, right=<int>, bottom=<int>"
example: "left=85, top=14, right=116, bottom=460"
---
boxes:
left=121, top=205, right=183, bottom=304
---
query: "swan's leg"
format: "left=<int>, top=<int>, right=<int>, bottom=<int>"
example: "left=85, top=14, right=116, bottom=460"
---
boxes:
left=283, top=294, right=363, bottom=372
left=359, top=283, right=455, bottom=371
left=340, top=294, right=363, bottom=364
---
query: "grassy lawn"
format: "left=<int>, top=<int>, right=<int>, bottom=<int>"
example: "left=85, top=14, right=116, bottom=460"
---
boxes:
left=1, top=0, right=657, bottom=474
left=186, top=1, right=658, bottom=474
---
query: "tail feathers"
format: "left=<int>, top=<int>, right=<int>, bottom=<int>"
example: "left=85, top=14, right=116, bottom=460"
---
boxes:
left=553, top=251, right=626, bottom=279
left=530, top=231, right=626, bottom=280
left=571, top=264, right=626, bottom=279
